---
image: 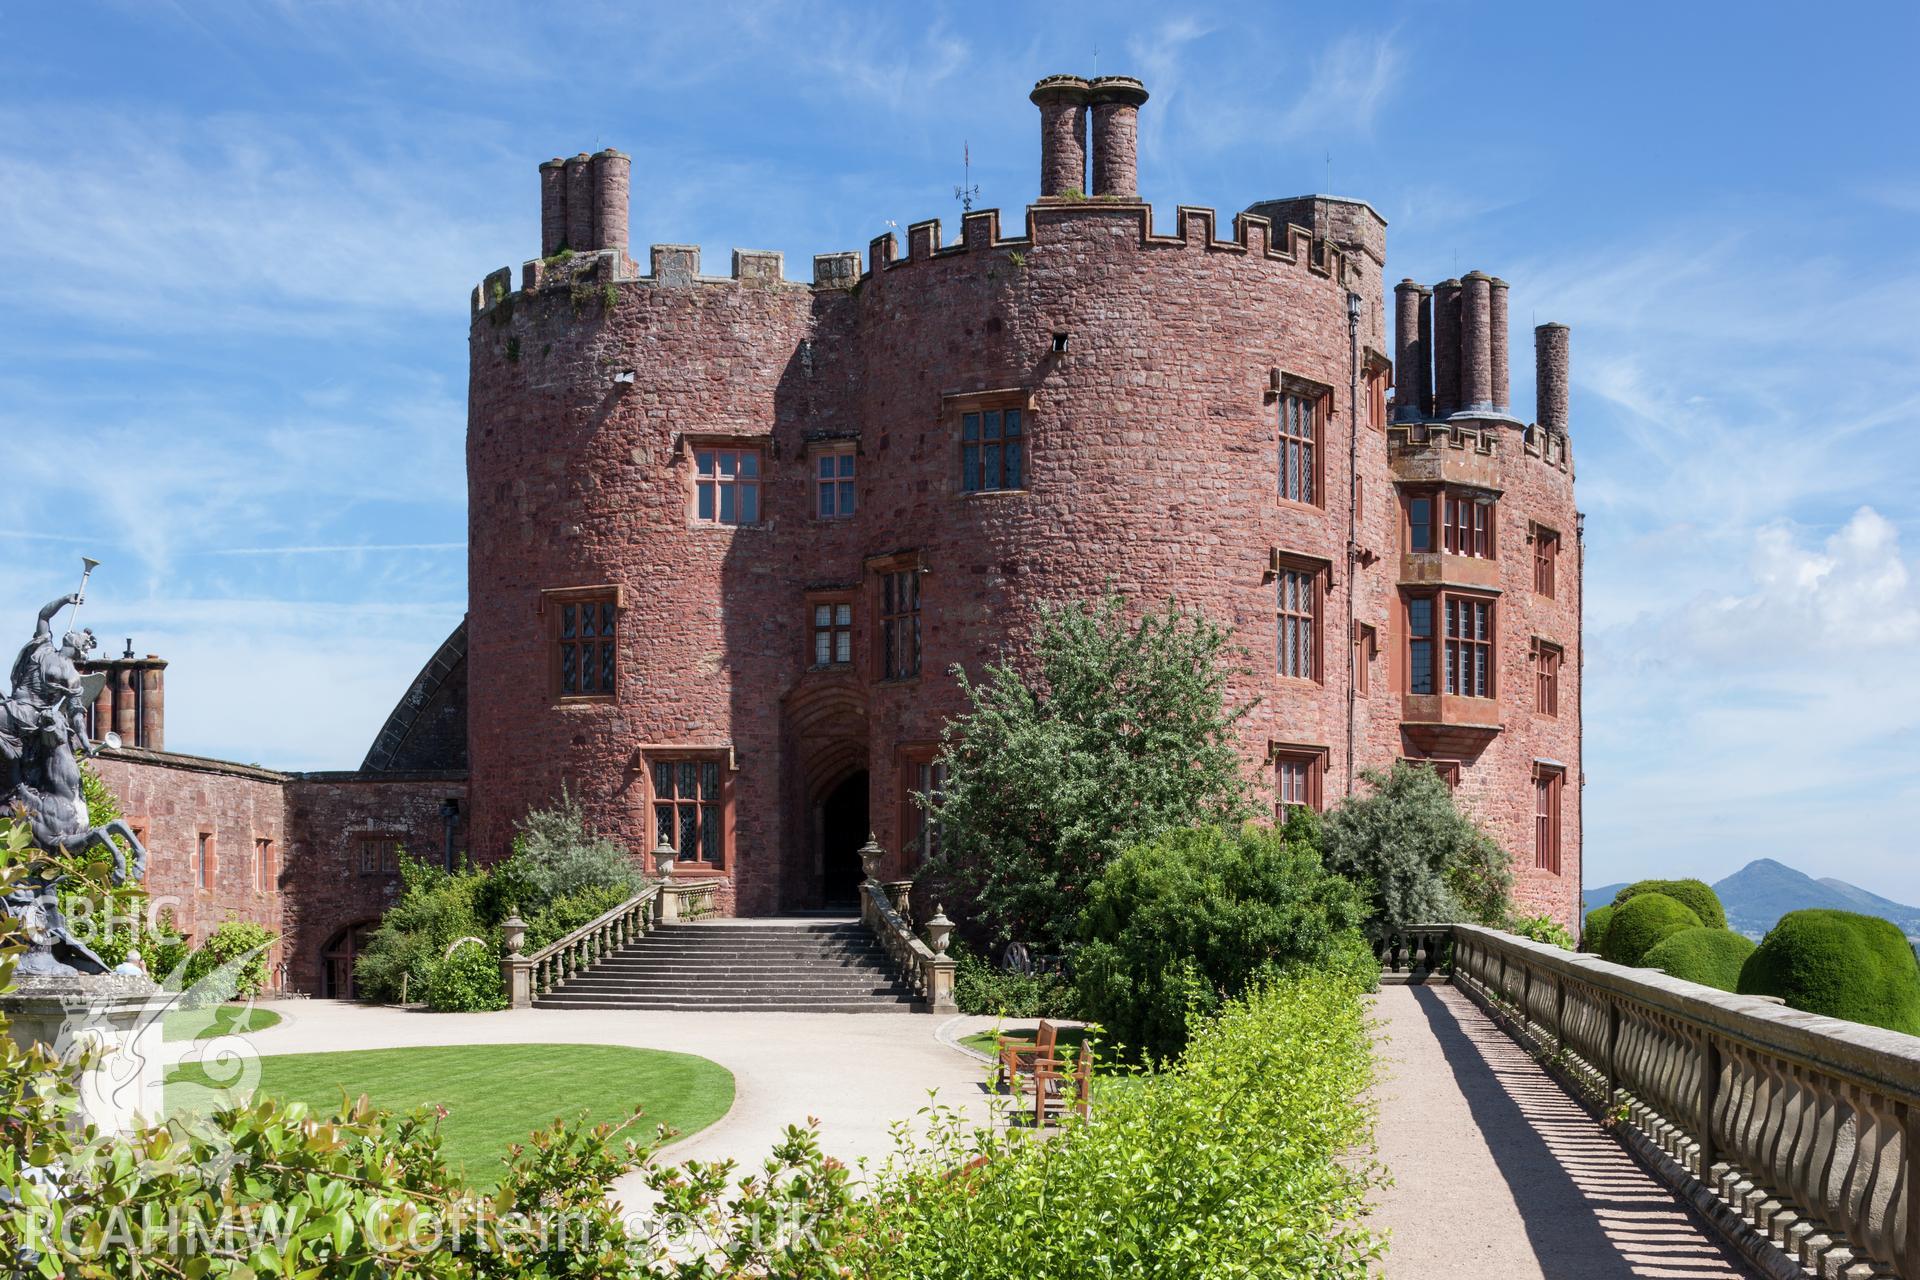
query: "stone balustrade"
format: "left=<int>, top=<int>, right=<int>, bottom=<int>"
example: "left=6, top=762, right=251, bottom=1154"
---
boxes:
left=859, top=875, right=957, bottom=1014
left=1432, top=923, right=1919, bottom=1279
left=500, top=878, right=723, bottom=1008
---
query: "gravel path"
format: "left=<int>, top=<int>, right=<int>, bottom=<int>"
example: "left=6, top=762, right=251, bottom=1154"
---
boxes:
left=1369, top=983, right=1761, bottom=1279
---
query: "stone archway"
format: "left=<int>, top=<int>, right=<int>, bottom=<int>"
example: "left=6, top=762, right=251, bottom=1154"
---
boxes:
left=782, top=681, right=869, bottom=912
left=320, top=920, right=379, bottom=999
left=819, top=770, right=870, bottom=907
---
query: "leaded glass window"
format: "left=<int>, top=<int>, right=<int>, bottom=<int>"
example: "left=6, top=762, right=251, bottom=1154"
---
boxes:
left=557, top=595, right=617, bottom=698
left=654, top=758, right=723, bottom=865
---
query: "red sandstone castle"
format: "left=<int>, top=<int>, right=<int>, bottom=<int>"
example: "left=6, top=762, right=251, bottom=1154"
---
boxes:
left=86, top=74, right=1581, bottom=991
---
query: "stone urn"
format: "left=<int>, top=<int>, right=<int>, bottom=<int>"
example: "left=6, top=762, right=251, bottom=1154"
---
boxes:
left=651, top=835, right=676, bottom=879
left=925, top=905, right=955, bottom=957
left=499, top=913, right=527, bottom=957
left=857, top=833, right=886, bottom=883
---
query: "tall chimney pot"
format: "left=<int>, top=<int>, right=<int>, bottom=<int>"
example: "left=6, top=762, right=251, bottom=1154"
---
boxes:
left=1030, top=75, right=1091, bottom=198
left=1087, top=76, right=1148, bottom=198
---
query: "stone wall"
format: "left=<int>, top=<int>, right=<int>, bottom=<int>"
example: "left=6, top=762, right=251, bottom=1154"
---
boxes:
left=86, top=749, right=466, bottom=993
left=463, top=73, right=1584, bottom=930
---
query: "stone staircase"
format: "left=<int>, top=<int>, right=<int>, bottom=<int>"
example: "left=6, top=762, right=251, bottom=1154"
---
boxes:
left=531, top=917, right=918, bottom=1012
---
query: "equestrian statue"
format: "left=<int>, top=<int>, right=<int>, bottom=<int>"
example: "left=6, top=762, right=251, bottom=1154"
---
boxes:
left=1, top=560, right=149, bottom=976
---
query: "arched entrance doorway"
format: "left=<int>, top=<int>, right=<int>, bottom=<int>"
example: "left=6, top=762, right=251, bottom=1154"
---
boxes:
left=820, top=771, right=869, bottom=907
left=320, top=920, right=378, bottom=999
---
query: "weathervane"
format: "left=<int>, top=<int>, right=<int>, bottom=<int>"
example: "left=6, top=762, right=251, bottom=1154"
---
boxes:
left=953, top=141, right=979, bottom=214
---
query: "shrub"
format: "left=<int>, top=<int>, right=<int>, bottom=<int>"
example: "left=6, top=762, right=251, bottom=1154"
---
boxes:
left=923, top=595, right=1256, bottom=952
left=1074, top=822, right=1369, bottom=1060
left=844, top=972, right=1382, bottom=1277
left=182, top=920, right=278, bottom=1003
left=1737, top=909, right=1920, bottom=1035
left=1614, top=878, right=1727, bottom=930
left=354, top=858, right=491, bottom=1003
left=1643, top=927, right=1755, bottom=992
left=524, top=881, right=639, bottom=952
left=1321, top=761, right=1513, bottom=931
left=424, top=937, right=507, bottom=1012
left=1581, top=904, right=1615, bottom=953
left=952, top=945, right=1078, bottom=1019
left=1508, top=913, right=1575, bottom=950
left=1599, top=893, right=1702, bottom=967
left=488, top=791, right=644, bottom=916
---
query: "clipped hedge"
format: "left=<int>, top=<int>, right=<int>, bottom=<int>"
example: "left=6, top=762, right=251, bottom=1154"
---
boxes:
left=1600, top=893, right=1701, bottom=967
left=1738, top=909, right=1920, bottom=1035
left=1582, top=904, right=1615, bottom=954
left=1643, top=927, right=1755, bottom=992
left=855, top=972, right=1382, bottom=1278
left=1614, top=878, right=1726, bottom=930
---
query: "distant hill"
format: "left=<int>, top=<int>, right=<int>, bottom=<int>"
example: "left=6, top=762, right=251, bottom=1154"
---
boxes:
left=1581, top=860, right=1920, bottom=939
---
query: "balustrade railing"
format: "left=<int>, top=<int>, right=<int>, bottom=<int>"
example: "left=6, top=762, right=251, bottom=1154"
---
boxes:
left=1370, top=926, right=1452, bottom=981
left=1438, top=923, right=1919, bottom=1279
left=502, top=883, right=661, bottom=1008
left=860, top=877, right=957, bottom=1014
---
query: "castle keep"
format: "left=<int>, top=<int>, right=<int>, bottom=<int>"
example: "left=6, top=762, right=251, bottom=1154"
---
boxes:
left=465, top=74, right=1582, bottom=924
left=80, top=74, right=1580, bottom=991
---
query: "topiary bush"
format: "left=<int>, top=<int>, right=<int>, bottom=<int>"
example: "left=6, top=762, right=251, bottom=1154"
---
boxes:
left=1737, top=909, right=1920, bottom=1035
left=1643, top=927, right=1755, bottom=992
left=1582, top=904, right=1615, bottom=953
left=1074, top=821, right=1369, bottom=1060
left=1613, top=878, right=1726, bottom=930
left=1599, top=893, right=1702, bottom=967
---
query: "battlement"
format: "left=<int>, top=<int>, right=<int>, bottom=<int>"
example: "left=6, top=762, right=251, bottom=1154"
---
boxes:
left=1386, top=417, right=1572, bottom=476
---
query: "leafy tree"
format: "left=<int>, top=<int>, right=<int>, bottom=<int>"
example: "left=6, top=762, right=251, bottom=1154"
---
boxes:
left=353, top=856, right=492, bottom=1003
left=1320, top=761, right=1512, bottom=932
left=1075, top=815, right=1370, bottom=1059
left=182, top=919, right=278, bottom=1002
left=925, top=595, right=1256, bottom=950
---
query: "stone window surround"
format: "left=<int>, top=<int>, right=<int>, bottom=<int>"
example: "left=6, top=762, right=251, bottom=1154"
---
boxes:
left=539, top=584, right=623, bottom=705
left=1268, top=739, right=1329, bottom=817
left=943, top=387, right=1033, bottom=498
left=1403, top=483, right=1502, bottom=559
left=1267, top=549, right=1333, bottom=686
left=636, top=745, right=737, bottom=873
left=1532, top=637, right=1563, bottom=719
left=1530, top=521, right=1561, bottom=598
left=895, top=741, right=946, bottom=871
left=1534, top=762, right=1565, bottom=875
left=1270, top=371, right=1331, bottom=509
left=806, top=587, right=856, bottom=670
left=1401, top=586, right=1500, bottom=701
left=810, top=439, right=858, bottom=520
left=868, top=550, right=925, bottom=684
left=680, top=433, right=769, bottom=528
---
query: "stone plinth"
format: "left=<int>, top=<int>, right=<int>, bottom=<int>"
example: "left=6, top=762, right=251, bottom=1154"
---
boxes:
left=1, top=973, right=167, bottom=1135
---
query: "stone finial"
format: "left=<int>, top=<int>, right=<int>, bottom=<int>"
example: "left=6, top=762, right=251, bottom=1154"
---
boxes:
left=651, top=835, right=676, bottom=878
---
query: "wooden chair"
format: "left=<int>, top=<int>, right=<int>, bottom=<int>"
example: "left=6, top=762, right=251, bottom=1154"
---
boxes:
left=1031, top=1044, right=1094, bottom=1127
left=995, top=1019, right=1057, bottom=1095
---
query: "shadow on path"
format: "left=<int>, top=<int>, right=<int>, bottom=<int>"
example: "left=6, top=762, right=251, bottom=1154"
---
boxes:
left=1371, top=983, right=1758, bottom=1279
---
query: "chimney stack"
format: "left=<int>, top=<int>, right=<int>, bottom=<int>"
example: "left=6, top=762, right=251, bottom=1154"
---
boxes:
left=81, top=651, right=166, bottom=750
left=1489, top=277, right=1511, bottom=414
left=1536, top=323, right=1570, bottom=434
left=1088, top=76, right=1148, bottom=198
left=1393, top=279, right=1431, bottom=422
left=1030, top=75, right=1091, bottom=197
left=1460, top=271, right=1494, bottom=415
left=539, top=150, right=631, bottom=258
left=1432, top=279, right=1463, bottom=418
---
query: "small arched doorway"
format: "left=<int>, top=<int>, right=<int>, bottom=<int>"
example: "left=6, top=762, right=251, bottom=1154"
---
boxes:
left=320, top=920, right=378, bottom=999
left=820, top=771, right=869, bottom=907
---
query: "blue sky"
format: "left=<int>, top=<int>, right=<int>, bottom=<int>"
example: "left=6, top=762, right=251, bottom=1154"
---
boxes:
left=3, top=2, right=1916, bottom=900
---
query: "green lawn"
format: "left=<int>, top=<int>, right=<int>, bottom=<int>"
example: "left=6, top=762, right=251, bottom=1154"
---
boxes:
left=167, top=1043, right=734, bottom=1186
left=162, top=1004, right=282, bottom=1043
left=960, top=1023, right=1097, bottom=1060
